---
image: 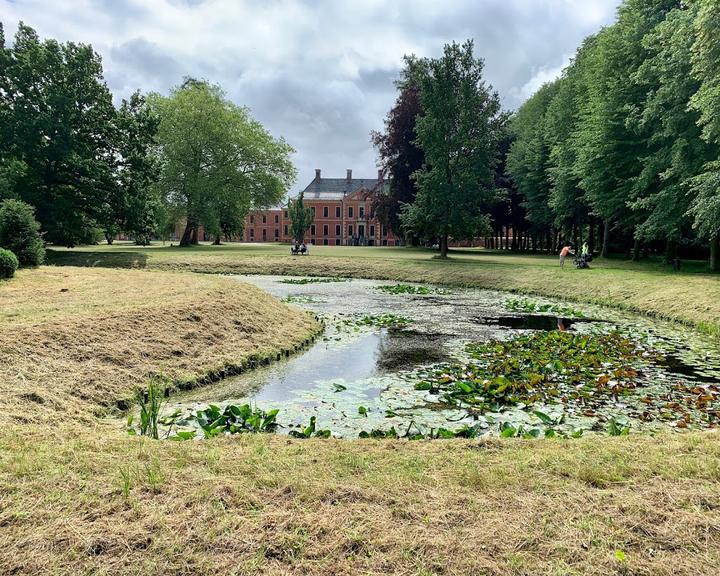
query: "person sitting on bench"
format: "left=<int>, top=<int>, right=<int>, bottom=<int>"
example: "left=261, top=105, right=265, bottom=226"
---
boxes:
left=300, top=242, right=307, bottom=255
left=291, top=241, right=300, bottom=255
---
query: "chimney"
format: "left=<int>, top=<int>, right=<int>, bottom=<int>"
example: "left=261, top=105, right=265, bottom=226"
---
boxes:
left=315, top=168, right=321, bottom=180
left=346, top=169, right=352, bottom=180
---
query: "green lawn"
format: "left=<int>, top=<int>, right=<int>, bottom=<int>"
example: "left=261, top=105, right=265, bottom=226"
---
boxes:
left=48, top=241, right=720, bottom=335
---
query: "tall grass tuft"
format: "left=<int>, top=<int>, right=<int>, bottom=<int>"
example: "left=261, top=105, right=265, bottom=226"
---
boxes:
left=128, top=374, right=172, bottom=439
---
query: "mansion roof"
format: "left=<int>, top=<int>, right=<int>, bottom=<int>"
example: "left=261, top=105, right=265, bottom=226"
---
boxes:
left=298, top=169, right=380, bottom=201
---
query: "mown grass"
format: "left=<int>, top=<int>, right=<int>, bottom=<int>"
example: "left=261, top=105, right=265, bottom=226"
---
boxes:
left=0, top=267, right=320, bottom=424
left=1, top=254, right=719, bottom=574
left=48, top=242, right=720, bottom=335
left=0, top=428, right=718, bottom=575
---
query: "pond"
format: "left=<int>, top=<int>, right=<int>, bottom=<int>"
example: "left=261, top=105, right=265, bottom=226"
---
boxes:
left=162, top=275, right=720, bottom=439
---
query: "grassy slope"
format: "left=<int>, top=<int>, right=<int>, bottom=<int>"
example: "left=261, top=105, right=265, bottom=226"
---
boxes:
left=1, top=251, right=718, bottom=574
left=0, top=267, right=320, bottom=424
left=48, top=242, right=720, bottom=334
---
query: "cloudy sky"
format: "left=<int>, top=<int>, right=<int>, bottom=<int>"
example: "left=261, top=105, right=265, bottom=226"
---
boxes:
left=1, top=0, right=621, bottom=194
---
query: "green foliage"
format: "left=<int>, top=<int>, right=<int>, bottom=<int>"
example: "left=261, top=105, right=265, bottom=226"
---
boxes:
left=151, top=79, right=295, bottom=246
left=371, top=57, right=424, bottom=236
left=607, top=417, right=631, bottom=436
left=287, top=191, right=314, bottom=243
left=0, top=24, right=121, bottom=245
left=414, top=331, right=649, bottom=413
left=0, top=199, right=45, bottom=266
left=127, top=374, right=174, bottom=440
left=343, top=314, right=412, bottom=329
left=0, top=247, right=18, bottom=279
left=504, top=0, right=720, bottom=267
left=506, top=81, right=560, bottom=233
left=288, top=416, right=332, bottom=439
left=376, top=284, right=450, bottom=295
left=279, top=277, right=348, bottom=285
left=194, top=403, right=279, bottom=437
left=359, top=422, right=482, bottom=440
left=505, top=298, right=585, bottom=318
left=401, top=40, right=505, bottom=256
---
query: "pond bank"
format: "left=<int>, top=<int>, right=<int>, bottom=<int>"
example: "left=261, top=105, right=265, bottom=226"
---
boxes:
left=163, top=276, right=720, bottom=439
left=47, top=245, right=720, bottom=336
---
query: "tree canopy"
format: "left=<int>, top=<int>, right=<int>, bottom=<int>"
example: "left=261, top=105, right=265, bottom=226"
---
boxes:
left=400, top=40, right=505, bottom=257
left=503, top=0, right=720, bottom=269
left=150, top=80, right=296, bottom=247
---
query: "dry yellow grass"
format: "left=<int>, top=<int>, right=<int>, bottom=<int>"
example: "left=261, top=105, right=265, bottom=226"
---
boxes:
left=1, top=264, right=719, bottom=575
left=0, top=429, right=718, bottom=575
left=0, top=267, right=320, bottom=425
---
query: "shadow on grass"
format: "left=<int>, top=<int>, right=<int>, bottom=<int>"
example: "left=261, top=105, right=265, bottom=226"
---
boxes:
left=47, top=249, right=148, bottom=269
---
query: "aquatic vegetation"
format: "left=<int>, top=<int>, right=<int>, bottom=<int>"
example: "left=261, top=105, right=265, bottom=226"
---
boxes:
left=498, top=420, right=584, bottom=439
left=127, top=374, right=182, bottom=439
left=377, top=284, right=432, bottom=295
left=359, top=421, right=482, bottom=439
left=607, top=417, right=631, bottom=436
left=288, top=416, right=332, bottom=438
left=505, top=298, right=585, bottom=318
left=413, top=331, right=653, bottom=413
left=282, top=295, right=321, bottom=304
left=376, top=283, right=453, bottom=296
left=344, top=313, right=413, bottom=329
left=280, top=277, right=349, bottom=285
left=194, top=403, right=279, bottom=437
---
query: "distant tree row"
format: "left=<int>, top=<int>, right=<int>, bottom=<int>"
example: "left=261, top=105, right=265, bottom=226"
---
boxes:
left=505, top=0, right=720, bottom=269
left=374, top=0, right=720, bottom=269
left=0, top=23, right=294, bottom=247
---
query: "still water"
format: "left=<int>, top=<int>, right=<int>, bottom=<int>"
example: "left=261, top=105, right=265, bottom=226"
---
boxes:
left=163, top=276, right=720, bottom=438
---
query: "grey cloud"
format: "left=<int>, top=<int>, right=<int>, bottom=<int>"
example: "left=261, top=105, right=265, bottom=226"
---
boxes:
left=0, top=0, right=622, bottom=192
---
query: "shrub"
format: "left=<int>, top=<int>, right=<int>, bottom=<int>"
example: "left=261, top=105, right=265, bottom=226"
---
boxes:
left=0, top=199, right=45, bottom=266
left=0, top=248, right=18, bottom=279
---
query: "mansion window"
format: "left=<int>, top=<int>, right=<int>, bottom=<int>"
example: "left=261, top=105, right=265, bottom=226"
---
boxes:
left=359, top=206, right=365, bottom=218
left=250, top=215, right=254, bottom=224
left=262, top=215, right=266, bottom=224
left=275, top=214, right=279, bottom=223
left=335, top=206, right=341, bottom=218
left=335, top=224, right=341, bottom=236
left=348, top=224, right=353, bottom=236
left=323, top=224, right=329, bottom=236
left=311, top=224, right=316, bottom=235
left=323, top=206, right=329, bottom=218
left=348, top=206, right=354, bottom=218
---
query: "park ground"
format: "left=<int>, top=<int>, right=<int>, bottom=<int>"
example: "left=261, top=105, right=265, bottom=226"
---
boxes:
left=0, top=243, right=719, bottom=575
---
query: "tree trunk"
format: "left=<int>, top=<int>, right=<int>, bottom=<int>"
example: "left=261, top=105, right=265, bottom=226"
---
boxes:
left=601, top=221, right=610, bottom=258
left=179, top=220, right=195, bottom=247
left=439, top=234, right=449, bottom=258
left=105, top=233, right=114, bottom=245
left=505, top=227, right=510, bottom=251
left=631, top=238, right=641, bottom=262
left=711, top=236, right=720, bottom=272
left=664, top=239, right=677, bottom=265
left=588, top=216, right=595, bottom=254
left=190, top=226, right=199, bottom=245
left=213, top=235, right=221, bottom=246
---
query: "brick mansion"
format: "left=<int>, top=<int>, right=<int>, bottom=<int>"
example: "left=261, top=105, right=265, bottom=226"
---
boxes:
left=243, top=169, right=401, bottom=246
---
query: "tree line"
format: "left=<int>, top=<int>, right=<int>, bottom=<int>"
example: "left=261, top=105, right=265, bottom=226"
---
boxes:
left=374, top=0, right=720, bottom=269
left=0, top=23, right=294, bottom=248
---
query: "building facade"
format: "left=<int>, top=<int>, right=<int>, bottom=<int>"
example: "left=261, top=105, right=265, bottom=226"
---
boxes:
left=244, top=169, right=401, bottom=246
